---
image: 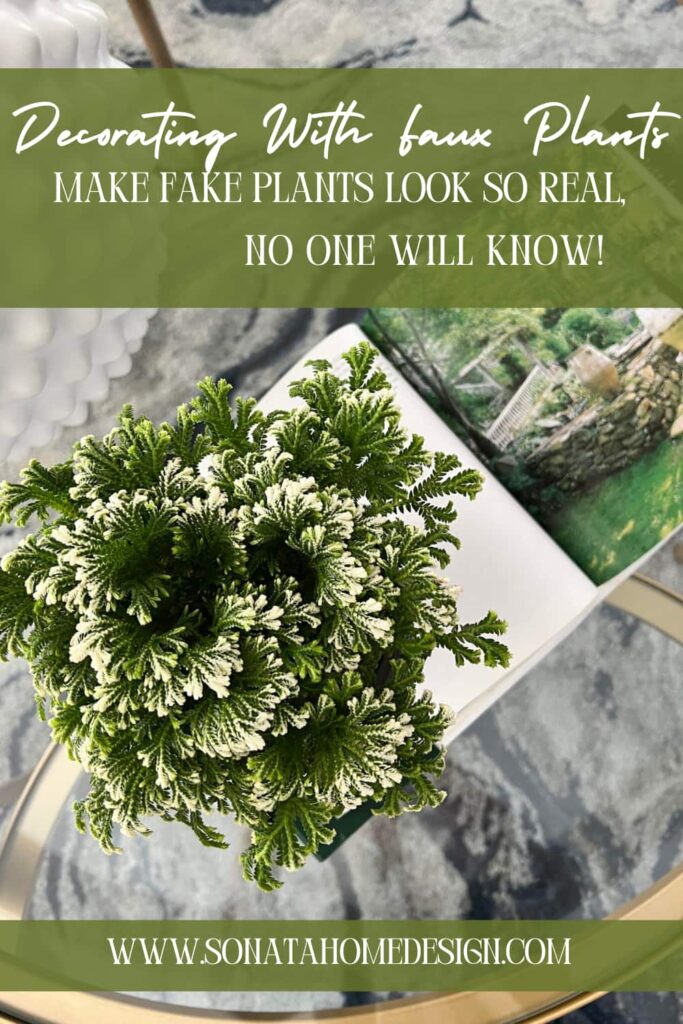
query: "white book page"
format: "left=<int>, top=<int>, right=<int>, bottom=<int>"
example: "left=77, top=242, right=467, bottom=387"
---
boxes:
left=259, top=324, right=597, bottom=743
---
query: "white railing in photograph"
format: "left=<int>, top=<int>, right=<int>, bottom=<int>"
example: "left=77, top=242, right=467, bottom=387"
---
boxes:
left=486, top=365, right=554, bottom=449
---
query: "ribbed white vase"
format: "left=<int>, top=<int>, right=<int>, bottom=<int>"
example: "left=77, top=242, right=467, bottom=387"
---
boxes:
left=0, top=0, right=123, bottom=68
left=0, top=0, right=157, bottom=472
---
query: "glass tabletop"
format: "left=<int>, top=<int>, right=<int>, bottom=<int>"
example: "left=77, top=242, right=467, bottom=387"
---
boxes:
left=13, top=561, right=682, bottom=1015
left=0, top=309, right=681, bottom=1022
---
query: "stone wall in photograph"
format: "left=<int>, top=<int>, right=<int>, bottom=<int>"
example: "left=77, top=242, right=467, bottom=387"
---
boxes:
left=526, top=339, right=683, bottom=492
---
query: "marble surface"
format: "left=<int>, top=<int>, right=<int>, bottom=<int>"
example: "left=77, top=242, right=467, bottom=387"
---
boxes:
left=101, top=0, right=683, bottom=69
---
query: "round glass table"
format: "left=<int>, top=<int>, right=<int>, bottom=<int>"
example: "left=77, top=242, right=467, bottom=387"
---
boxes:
left=0, top=309, right=681, bottom=1024
left=0, top=565, right=681, bottom=1023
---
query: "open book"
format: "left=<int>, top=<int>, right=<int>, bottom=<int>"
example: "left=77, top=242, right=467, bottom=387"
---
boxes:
left=260, top=308, right=683, bottom=744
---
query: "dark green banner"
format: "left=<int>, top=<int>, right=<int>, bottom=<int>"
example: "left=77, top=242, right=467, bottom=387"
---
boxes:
left=0, top=920, right=682, bottom=991
left=0, top=68, right=681, bottom=307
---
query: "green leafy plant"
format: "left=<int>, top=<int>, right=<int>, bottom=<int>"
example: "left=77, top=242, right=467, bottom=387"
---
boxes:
left=0, top=343, right=509, bottom=890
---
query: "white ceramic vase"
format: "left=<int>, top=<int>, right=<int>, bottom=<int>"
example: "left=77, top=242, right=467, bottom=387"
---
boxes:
left=0, top=0, right=124, bottom=68
left=0, top=308, right=157, bottom=466
left=0, top=0, right=157, bottom=473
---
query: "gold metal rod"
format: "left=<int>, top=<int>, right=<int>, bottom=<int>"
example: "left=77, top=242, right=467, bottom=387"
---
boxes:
left=127, top=0, right=175, bottom=68
left=0, top=989, right=605, bottom=1024
left=605, top=573, right=683, bottom=645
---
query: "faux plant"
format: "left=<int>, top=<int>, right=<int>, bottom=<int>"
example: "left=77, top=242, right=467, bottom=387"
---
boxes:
left=0, top=342, right=509, bottom=890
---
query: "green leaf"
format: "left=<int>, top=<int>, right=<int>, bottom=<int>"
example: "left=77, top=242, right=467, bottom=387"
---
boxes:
left=0, top=566, right=36, bottom=659
left=191, top=377, right=235, bottom=443
left=0, top=460, right=77, bottom=525
left=241, top=796, right=336, bottom=891
left=445, top=611, right=511, bottom=669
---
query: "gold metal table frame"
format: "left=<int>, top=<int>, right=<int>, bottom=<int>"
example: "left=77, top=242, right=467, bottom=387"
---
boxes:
left=0, top=574, right=681, bottom=1024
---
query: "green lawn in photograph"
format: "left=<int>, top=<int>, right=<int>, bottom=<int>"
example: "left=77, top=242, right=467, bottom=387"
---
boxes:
left=548, top=439, right=683, bottom=584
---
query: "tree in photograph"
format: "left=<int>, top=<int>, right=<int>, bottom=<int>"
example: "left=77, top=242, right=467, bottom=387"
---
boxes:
left=559, top=308, right=632, bottom=352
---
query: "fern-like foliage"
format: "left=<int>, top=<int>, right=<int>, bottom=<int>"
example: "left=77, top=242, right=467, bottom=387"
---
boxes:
left=0, top=342, right=509, bottom=890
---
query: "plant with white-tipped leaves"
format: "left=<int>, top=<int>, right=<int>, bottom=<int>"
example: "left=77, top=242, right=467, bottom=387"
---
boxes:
left=0, top=342, right=509, bottom=890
